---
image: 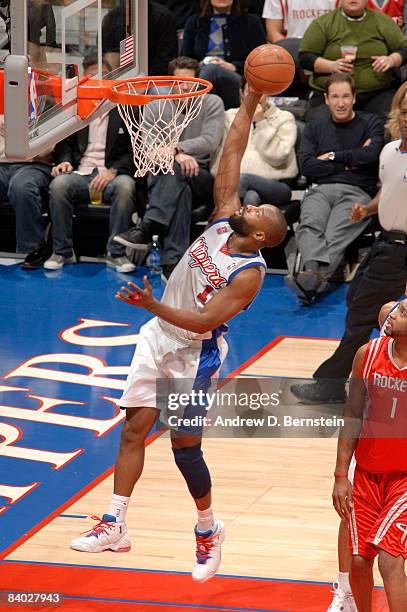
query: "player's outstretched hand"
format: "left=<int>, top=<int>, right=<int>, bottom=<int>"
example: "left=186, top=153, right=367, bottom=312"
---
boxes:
left=115, top=277, right=154, bottom=309
left=332, top=477, right=353, bottom=520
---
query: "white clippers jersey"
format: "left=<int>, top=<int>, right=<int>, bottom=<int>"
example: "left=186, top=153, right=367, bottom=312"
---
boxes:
left=157, top=217, right=266, bottom=344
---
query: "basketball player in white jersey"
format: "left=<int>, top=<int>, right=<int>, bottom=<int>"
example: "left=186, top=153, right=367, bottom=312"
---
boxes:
left=70, top=87, right=287, bottom=582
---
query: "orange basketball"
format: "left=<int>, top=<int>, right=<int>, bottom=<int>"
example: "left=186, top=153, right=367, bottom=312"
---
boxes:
left=244, top=44, right=295, bottom=95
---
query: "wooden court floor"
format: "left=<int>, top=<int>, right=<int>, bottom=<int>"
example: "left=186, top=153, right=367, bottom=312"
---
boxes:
left=1, top=336, right=388, bottom=611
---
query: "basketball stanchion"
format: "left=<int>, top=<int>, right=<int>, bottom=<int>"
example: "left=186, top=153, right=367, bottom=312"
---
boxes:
left=0, top=69, right=212, bottom=177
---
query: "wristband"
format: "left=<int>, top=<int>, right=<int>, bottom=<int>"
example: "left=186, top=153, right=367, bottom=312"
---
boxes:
left=334, top=471, right=348, bottom=478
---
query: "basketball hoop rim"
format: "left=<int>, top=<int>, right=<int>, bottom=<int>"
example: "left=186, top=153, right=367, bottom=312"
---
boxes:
left=3, top=69, right=213, bottom=110
left=79, top=75, right=213, bottom=107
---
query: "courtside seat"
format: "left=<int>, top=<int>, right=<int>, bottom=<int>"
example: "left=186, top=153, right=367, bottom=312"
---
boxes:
left=0, top=200, right=113, bottom=258
left=0, top=177, right=148, bottom=260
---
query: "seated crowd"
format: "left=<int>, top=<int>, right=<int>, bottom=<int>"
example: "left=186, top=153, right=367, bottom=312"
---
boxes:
left=4, top=0, right=407, bottom=296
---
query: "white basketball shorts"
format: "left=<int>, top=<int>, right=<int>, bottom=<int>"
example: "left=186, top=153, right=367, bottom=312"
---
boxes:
left=119, top=317, right=228, bottom=410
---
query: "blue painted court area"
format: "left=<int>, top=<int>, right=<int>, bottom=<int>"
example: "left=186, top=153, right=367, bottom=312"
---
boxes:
left=0, top=262, right=350, bottom=555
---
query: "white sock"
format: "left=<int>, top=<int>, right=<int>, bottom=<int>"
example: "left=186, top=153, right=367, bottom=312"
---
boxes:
left=107, top=493, right=130, bottom=523
left=338, top=571, right=351, bottom=593
left=197, top=507, right=215, bottom=533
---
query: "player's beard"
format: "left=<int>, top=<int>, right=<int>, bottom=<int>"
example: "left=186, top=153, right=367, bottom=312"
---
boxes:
left=229, top=213, right=251, bottom=236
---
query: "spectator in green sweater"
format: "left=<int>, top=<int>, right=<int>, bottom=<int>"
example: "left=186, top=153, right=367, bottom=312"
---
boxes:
left=299, top=0, right=407, bottom=122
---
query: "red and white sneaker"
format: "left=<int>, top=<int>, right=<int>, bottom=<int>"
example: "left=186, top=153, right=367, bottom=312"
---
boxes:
left=192, top=519, right=226, bottom=583
left=70, top=514, right=131, bottom=553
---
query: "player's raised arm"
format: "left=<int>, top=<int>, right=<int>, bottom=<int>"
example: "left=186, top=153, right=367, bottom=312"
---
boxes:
left=211, top=90, right=262, bottom=221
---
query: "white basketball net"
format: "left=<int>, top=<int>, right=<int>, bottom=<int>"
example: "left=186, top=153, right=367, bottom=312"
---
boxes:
left=113, top=78, right=208, bottom=177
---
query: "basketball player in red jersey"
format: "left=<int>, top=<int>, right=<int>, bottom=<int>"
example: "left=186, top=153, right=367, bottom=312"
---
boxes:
left=333, top=299, right=407, bottom=611
left=328, top=300, right=398, bottom=612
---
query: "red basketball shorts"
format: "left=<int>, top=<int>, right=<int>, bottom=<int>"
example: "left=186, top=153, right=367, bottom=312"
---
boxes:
left=350, top=465, right=407, bottom=558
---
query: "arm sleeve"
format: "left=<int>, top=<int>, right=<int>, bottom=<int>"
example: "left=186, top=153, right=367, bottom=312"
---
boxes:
left=299, top=123, right=345, bottom=177
left=180, top=16, right=196, bottom=58
left=299, top=18, right=328, bottom=59
left=262, top=0, right=283, bottom=20
left=54, top=136, right=75, bottom=166
left=380, top=12, right=407, bottom=60
left=298, top=51, right=320, bottom=71
left=209, top=110, right=234, bottom=176
left=334, top=116, right=384, bottom=167
left=149, top=9, right=178, bottom=75
left=179, top=96, right=226, bottom=158
left=232, top=17, right=267, bottom=74
left=253, top=111, right=297, bottom=167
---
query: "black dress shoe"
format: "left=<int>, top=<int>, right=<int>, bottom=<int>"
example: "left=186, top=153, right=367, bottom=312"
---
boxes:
left=21, top=244, right=52, bottom=269
left=113, top=226, right=149, bottom=249
left=290, top=381, right=346, bottom=404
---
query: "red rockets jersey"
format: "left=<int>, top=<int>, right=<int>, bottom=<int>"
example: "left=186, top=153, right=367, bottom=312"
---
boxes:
left=368, top=0, right=403, bottom=25
left=355, top=336, right=407, bottom=472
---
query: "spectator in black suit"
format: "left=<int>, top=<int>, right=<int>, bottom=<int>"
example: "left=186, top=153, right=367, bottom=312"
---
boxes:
left=182, top=0, right=267, bottom=109
left=102, top=0, right=178, bottom=73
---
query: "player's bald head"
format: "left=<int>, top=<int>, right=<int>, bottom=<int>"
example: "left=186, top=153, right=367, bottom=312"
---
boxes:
left=229, top=203, right=287, bottom=248
left=261, top=204, right=288, bottom=247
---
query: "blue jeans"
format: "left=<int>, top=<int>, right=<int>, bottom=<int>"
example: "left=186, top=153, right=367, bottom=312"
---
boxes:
left=3, top=163, right=52, bottom=252
left=48, top=171, right=136, bottom=257
left=238, top=173, right=292, bottom=207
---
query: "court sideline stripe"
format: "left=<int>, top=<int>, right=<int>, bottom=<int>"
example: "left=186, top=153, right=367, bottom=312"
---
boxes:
left=1, top=559, right=386, bottom=590
left=0, top=428, right=166, bottom=560
left=60, top=595, right=286, bottom=612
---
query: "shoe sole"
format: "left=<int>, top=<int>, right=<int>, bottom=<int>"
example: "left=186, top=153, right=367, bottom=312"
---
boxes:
left=70, top=536, right=131, bottom=553
left=113, top=236, right=149, bottom=250
left=70, top=544, right=131, bottom=553
left=290, top=390, right=346, bottom=405
left=284, top=276, right=311, bottom=302
left=292, top=397, right=346, bottom=405
left=21, top=263, right=45, bottom=270
left=106, top=262, right=136, bottom=273
left=44, top=258, right=76, bottom=270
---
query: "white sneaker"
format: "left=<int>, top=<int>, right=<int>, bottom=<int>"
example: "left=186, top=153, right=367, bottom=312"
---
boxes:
left=44, top=252, right=76, bottom=270
left=70, top=514, right=131, bottom=553
left=327, top=583, right=357, bottom=612
left=192, top=519, right=225, bottom=583
left=106, top=254, right=136, bottom=273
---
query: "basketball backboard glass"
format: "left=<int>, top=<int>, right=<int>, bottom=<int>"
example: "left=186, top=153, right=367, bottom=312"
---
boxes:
left=3, top=0, right=147, bottom=160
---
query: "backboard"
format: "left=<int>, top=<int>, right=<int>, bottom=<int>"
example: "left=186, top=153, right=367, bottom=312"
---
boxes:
left=3, top=0, right=147, bottom=160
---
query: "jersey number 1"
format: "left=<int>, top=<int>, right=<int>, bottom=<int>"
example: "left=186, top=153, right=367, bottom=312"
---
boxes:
left=197, top=285, right=214, bottom=304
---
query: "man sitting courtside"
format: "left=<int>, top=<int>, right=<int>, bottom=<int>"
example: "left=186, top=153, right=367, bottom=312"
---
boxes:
left=285, top=73, right=383, bottom=305
left=113, top=56, right=225, bottom=280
